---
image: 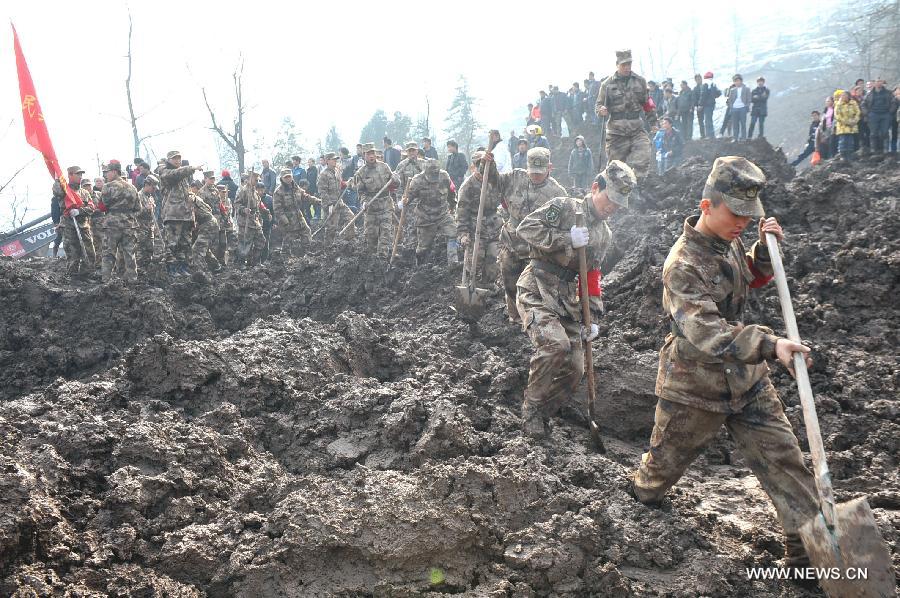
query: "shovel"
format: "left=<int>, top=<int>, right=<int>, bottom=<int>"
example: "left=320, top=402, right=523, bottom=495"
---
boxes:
left=312, top=188, right=350, bottom=239
left=236, top=169, right=255, bottom=260
left=387, top=180, right=412, bottom=272
left=576, top=208, right=606, bottom=453
left=767, top=232, right=894, bottom=598
left=454, top=140, right=498, bottom=321
left=338, top=178, right=394, bottom=237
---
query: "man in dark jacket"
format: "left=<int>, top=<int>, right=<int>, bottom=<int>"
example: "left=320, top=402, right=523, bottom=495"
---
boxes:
left=748, top=77, right=770, bottom=139
left=700, top=72, right=720, bottom=139
left=552, top=85, right=566, bottom=135
left=218, top=169, right=239, bottom=201
left=648, top=81, right=664, bottom=115
left=790, top=111, right=821, bottom=167
left=261, top=159, right=277, bottom=195
left=863, top=78, right=897, bottom=154
left=538, top=90, right=555, bottom=136
left=383, top=137, right=401, bottom=170
left=676, top=81, right=695, bottom=140
left=445, top=139, right=468, bottom=190
left=692, top=74, right=705, bottom=138
left=421, top=137, right=439, bottom=160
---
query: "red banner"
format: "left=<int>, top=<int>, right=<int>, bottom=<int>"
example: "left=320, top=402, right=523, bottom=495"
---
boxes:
left=12, top=23, right=82, bottom=211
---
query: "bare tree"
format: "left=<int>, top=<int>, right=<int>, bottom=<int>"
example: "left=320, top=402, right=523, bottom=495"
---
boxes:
left=123, top=10, right=189, bottom=160
left=731, top=10, right=743, bottom=75
left=203, top=57, right=249, bottom=174
left=688, top=17, right=700, bottom=75
left=3, top=190, right=31, bottom=231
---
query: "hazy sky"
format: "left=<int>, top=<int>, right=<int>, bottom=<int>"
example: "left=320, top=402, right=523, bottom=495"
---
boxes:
left=1, top=0, right=834, bottom=227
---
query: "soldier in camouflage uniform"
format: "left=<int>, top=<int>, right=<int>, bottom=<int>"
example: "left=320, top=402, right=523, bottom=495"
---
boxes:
left=516, top=161, right=637, bottom=439
left=159, top=150, right=204, bottom=275
left=455, top=151, right=503, bottom=285
left=491, top=147, right=567, bottom=322
left=233, top=171, right=268, bottom=267
left=632, top=156, right=818, bottom=567
left=197, top=171, right=227, bottom=263
left=52, top=166, right=96, bottom=276
left=406, top=159, right=457, bottom=266
left=318, top=152, right=354, bottom=245
left=351, top=143, right=399, bottom=260
left=136, top=175, right=160, bottom=269
left=395, top=142, right=426, bottom=253
left=215, top=184, right=236, bottom=264
left=596, top=50, right=656, bottom=180
left=189, top=185, right=221, bottom=273
left=98, top=161, right=140, bottom=282
left=83, top=179, right=104, bottom=270
left=272, top=169, right=313, bottom=256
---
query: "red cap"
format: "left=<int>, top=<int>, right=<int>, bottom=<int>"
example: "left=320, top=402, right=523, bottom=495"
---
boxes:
left=221, top=169, right=230, bottom=178
left=704, top=71, right=714, bottom=79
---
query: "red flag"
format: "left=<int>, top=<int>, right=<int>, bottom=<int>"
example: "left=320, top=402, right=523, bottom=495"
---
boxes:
left=12, top=23, right=82, bottom=211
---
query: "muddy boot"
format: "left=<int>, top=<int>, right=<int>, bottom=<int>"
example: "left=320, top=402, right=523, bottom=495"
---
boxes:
left=782, top=534, right=810, bottom=568
left=521, top=404, right=548, bottom=440
left=415, top=248, right=431, bottom=267
left=505, top=294, right=521, bottom=324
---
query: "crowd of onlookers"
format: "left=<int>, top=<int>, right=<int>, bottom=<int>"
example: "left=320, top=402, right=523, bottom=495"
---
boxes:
left=791, top=78, right=900, bottom=166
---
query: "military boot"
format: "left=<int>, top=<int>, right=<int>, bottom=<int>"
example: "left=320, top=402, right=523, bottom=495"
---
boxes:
left=521, top=404, right=548, bottom=440
left=783, top=534, right=810, bottom=568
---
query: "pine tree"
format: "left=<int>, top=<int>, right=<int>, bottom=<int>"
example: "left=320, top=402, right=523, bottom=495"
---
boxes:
left=445, top=75, right=479, bottom=158
left=385, top=111, right=413, bottom=146
left=359, top=110, right=389, bottom=144
left=324, top=125, right=343, bottom=152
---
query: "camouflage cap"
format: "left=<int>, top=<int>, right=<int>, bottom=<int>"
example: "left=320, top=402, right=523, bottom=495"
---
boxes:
left=324, top=152, right=339, bottom=161
left=703, top=156, right=766, bottom=218
left=363, top=143, right=376, bottom=153
left=216, top=184, right=227, bottom=191
left=145, top=174, right=160, bottom=186
left=423, top=158, right=440, bottom=180
left=279, top=168, right=293, bottom=179
left=80, top=179, right=92, bottom=187
left=189, top=180, right=202, bottom=189
left=67, top=165, right=85, bottom=175
left=203, top=170, right=215, bottom=178
left=166, top=150, right=181, bottom=159
left=616, top=49, right=633, bottom=65
left=601, top=160, right=637, bottom=208
left=375, top=150, right=384, bottom=159
left=526, top=147, right=551, bottom=174
left=405, top=141, right=419, bottom=151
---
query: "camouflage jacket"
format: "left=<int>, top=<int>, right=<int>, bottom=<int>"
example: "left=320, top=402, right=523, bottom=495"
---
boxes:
left=191, top=193, right=218, bottom=229
left=655, top=216, right=779, bottom=413
left=159, top=164, right=196, bottom=222
left=52, top=181, right=94, bottom=229
left=234, top=183, right=263, bottom=230
left=497, top=169, right=566, bottom=258
left=516, top=196, right=610, bottom=322
left=408, top=170, right=455, bottom=227
left=137, top=190, right=157, bottom=231
left=272, top=181, right=305, bottom=229
left=317, top=167, right=341, bottom=208
left=394, top=157, right=425, bottom=190
left=455, top=173, right=503, bottom=241
left=351, top=162, right=398, bottom=213
left=100, top=177, right=140, bottom=229
left=597, top=71, right=656, bottom=135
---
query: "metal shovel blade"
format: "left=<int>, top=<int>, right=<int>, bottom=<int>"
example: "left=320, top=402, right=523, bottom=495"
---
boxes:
left=588, top=419, right=606, bottom=453
left=454, top=284, right=490, bottom=321
left=800, top=497, right=895, bottom=598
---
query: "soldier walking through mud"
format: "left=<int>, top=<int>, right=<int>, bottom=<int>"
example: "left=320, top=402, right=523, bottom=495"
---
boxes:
left=52, top=165, right=96, bottom=278
left=406, top=158, right=458, bottom=267
left=350, top=143, right=399, bottom=262
left=492, top=147, right=566, bottom=323
left=233, top=171, right=269, bottom=267
left=394, top=142, right=426, bottom=254
left=596, top=50, right=656, bottom=180
left=631, top=156, right=820, bottom=569
left=515, top=161, right=637, bottom=439
left=136, top=175, right=161, bottom=269
left=159, top=150, right=205, bottom=276
left=188, top=181, right=221, bottom=274
left=98, top=160, right=140, bottom=283
left=317, top=152, right=355, bottom=246
left=272, top=169, right=314, bottom=257
left=455, top=150, right=503, bottom=287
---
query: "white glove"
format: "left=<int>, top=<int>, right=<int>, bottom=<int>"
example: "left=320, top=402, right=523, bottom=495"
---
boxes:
left=570, top=225, right=590, bottom=249
left=360, top=201, right=367, bottom=211
left=70, top=209, right=80, bottom=218
left=397, top=199, right=404, bottom=211
left=581, top=323, right=600, bottom=342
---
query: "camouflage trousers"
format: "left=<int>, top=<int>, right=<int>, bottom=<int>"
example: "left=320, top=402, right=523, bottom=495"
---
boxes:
left=498, top=246, right=527, bottom=322
left=164, top=221, right=193, bottom=263
left=606, top=129, right=652, bottom=180
left=633, top=382, right=819, bottom=538
left=462, top=239, right=499, bottom=286
left=136, top=226, right=155, bottom=269
left=415, top=214, right=455, bottom=263
left=90, top=221, right=104, bottom=269
left=272, top=219, right=311, bottom=256
left=519, top=306, right=585, bottom=425
left=192, top=221, right=220, bottom=271
left=102, top=226, right=137, bottom=282
left=62, top=222, right=96, bottom=275
left=215, top=229, right=236, bottom=264
left=323, top=201, right=355, bottom=246
left=364, top=208, right=393, bottom=258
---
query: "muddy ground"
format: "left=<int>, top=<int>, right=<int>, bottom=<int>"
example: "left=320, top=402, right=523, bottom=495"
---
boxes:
left=0, top=140, right=897, bottom=596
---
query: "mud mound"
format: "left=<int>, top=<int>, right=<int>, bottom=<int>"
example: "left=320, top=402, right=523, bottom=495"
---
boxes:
left=0, top=141, right=897, bottom=595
